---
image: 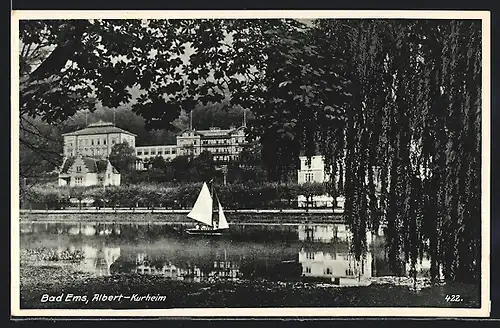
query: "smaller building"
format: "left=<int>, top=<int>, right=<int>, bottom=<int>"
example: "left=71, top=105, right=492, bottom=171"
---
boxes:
left=135, top=145, right=178, bottom=162
left=297, top=155, right=335, bottom=207
left=58, top=155, right=121, bottom=187
left=297, top=155, right=332, bottom=184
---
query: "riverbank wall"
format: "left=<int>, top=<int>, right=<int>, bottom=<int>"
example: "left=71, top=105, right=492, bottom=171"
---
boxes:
left=18, top=208, right=345, bottom=224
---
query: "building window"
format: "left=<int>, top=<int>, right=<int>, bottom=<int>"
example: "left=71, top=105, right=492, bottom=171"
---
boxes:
left=326, top=268, right=332, bottom=275
left=98, top=177, right=104, bottom=183
left=144, top=151, right=149, bottom=155
left=172, top=149, right=176, bottom=154
left=151, top=150, right=156, bottom=155
left=76, top=166, right=82, bottom=173
left=108, top=174, right=111, bottom=179
left=306, top=252, right=314, bottom=260
left=103, top=139, right=106, bottom=145
left=97, top=139, right=100, bottom=145
left=305, top=173, right=314, bottom=182
left=137, top=151, right=143, bottom=155
left=91, top=140, right=94, bottom=145
left=75, top=177, right=83, bottom=185
left=112, top=139, right=116, bottom=144
left=304, top=267, right=311, bottom=274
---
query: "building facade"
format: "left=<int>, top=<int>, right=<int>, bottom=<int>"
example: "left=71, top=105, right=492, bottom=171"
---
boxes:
left=61, top=121, right=249, bottom=172
left=176, top=126, right=247, bottom=163
left=135, top=145, right=178, bottom=162
left=58, top=155, right=121, bottom=187
left=297, top=155, right=332, bottom=184
left=61, top=121, right=136, bottom=158
left=297, top=155, right=337, bottom=207
left=296, top=155, right=382, bottom=208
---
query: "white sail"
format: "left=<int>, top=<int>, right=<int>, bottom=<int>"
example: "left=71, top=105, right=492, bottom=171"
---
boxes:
left=187, top=182, right=213, bottom=226
left=217, top=200, right=229, bottom=229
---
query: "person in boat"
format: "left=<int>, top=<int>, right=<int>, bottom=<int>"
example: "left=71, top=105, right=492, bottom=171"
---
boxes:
left=195, top=224, right=200, bottom=230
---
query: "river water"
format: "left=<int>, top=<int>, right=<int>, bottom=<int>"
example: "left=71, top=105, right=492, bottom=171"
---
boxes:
left=19, top=222, right=421, bottom=284
left=18, top=221, right=483, bottom=309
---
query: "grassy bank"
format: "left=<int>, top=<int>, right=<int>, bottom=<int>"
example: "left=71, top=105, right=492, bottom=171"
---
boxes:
left=19, top=261, right=480, bottom=309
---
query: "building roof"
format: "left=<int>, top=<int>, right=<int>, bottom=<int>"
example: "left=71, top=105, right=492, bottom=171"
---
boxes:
left=60, top=156, right=120, bottom=174
left=61, top=121, right=136, bottom=137
left=177, top=126, right=246, bottom=138
left=135, top=144, right=177, bottom=149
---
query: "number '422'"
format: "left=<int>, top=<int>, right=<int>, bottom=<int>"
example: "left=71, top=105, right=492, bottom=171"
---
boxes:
left=445, top=294, right=463, bottom=302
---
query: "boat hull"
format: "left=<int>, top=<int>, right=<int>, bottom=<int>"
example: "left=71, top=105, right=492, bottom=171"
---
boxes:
left=185, top=228, right=228, bottom=236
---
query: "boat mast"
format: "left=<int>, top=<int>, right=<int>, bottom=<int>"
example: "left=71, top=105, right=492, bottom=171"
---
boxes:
left=210, top=180, right=214, bottom=227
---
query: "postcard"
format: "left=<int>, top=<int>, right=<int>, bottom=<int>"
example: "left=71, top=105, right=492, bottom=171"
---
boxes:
left=11, top=10, right=491, bottom=318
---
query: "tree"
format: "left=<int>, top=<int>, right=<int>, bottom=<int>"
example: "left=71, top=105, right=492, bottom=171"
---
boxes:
left=287, top=19, right=481, bottom=283
left=169, top=155, right=191, bottom=183
left=18, top=19, right=306, bottom=185
left=109, top=141, right=137, bottom=174
left=189, top=151, right=217, bottom=182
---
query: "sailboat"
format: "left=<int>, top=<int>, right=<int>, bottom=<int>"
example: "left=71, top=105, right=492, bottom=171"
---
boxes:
left=185, top=181, right=230, bottom=236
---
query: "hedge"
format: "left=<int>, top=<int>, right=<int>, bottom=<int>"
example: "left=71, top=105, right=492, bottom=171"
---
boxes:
left=21, top=182, right=334, bottom=210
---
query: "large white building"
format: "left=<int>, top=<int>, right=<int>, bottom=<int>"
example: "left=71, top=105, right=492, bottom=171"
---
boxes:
left=60, top=121, right=249, bottom=174
left=135, top=126, right=247, bottom=166
left=176, top=126, right=247, bottom=163
left=61, top=121, right=136, bottom=158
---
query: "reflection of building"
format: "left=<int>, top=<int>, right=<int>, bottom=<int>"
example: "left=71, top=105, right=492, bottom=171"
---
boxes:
left=62, top=121, right=136, bottom=158
left=134, top=252, right=241, bottom=281
left=299, top=247, right=372, bottom=285
left=212, top=259, right=240, bottom=278
left=77, top=245, right=121, bottom=276
left=405, top=258, right=432, bottom=277
left=298, top=225, right=373, bottom=247
left=298, top=224, right=351, bottom=243
left=58, top=155, right=121, bottom=187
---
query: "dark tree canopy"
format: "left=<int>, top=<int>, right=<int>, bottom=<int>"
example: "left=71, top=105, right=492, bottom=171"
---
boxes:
left=109, top=141, right=137, bottom=173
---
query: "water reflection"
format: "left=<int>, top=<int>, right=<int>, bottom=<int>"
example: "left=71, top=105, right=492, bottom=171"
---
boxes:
left=20, top=222, right=430, bottom=284
left=133, top=251, right=242, bottom=282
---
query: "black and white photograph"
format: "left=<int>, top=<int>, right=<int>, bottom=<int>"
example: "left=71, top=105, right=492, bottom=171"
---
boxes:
left=11, top=10, right=490, bottom=317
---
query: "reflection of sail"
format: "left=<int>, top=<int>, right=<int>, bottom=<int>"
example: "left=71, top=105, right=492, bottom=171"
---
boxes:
left=187, top=182, right=213, bottom=226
